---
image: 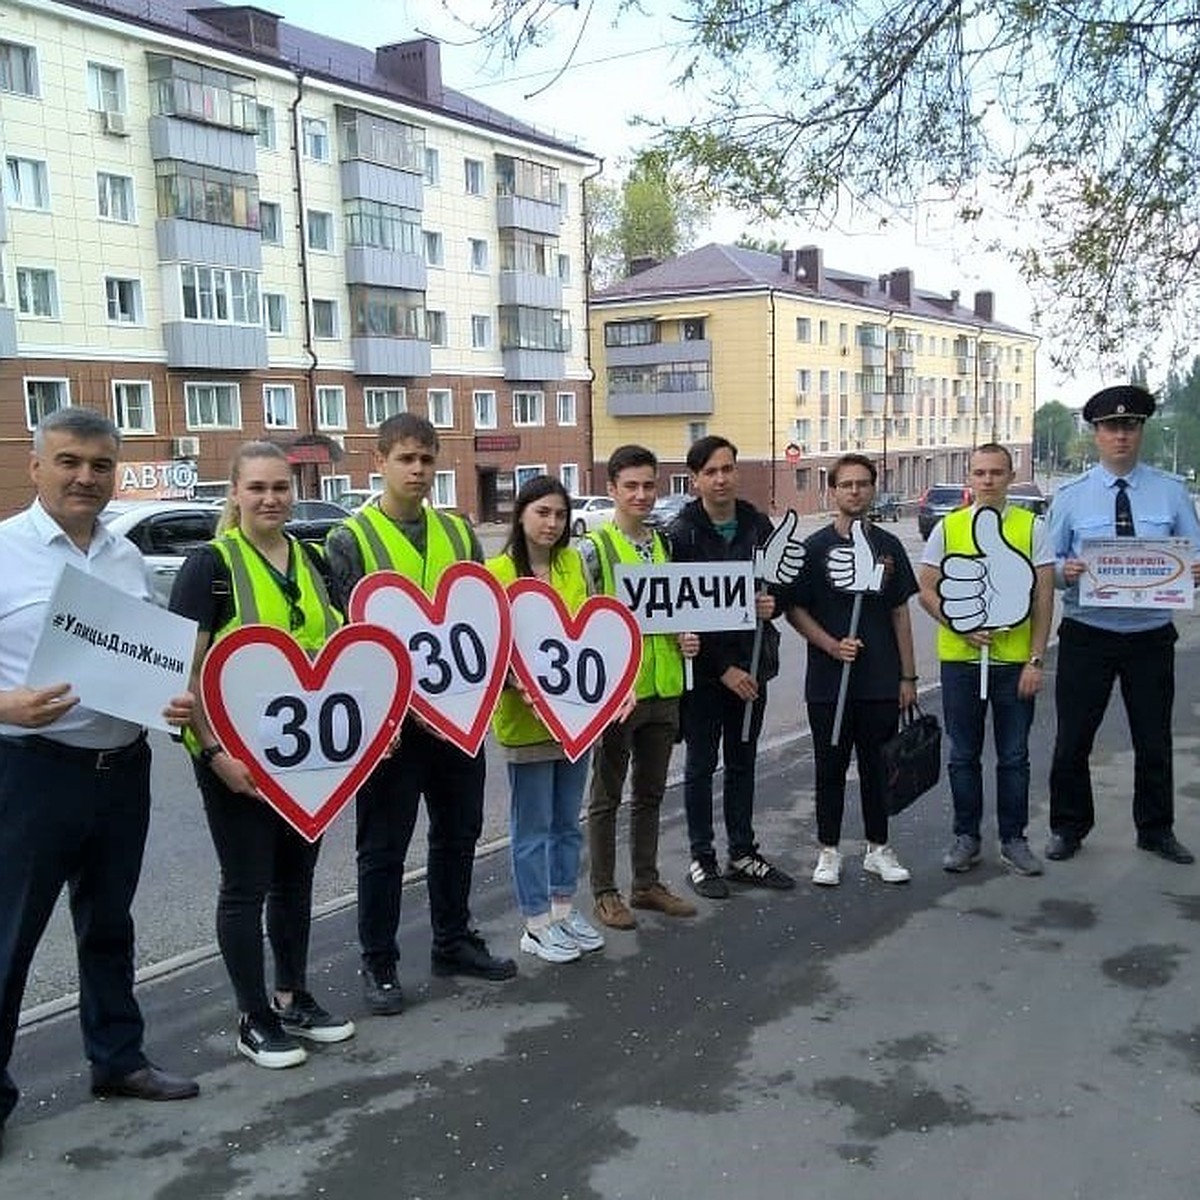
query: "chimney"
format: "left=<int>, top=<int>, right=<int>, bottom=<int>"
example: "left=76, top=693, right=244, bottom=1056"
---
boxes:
left=189, top=6, right=281, bottom=51
left=376, top=38, right=443, bottom=102
left=795, top=245, right=823, bottom=290
left=950, top=289, right=961, bottom=306
left=878, top=273, right=890, bottom=294
left=627, top=255, right=659, bottom=276
left=974, top=290, right=995, bottom=322
left=889, top=268, right=913, bottom=305
left=781, top=249, right=794, bottom=276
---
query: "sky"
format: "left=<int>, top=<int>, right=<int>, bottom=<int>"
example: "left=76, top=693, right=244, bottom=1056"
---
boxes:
left=271, top=0, right=1117, bottom=405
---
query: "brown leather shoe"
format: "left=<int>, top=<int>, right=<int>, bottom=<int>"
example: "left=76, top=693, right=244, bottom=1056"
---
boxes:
left=593, top=891, right=637, bottom=930
left=630, top=882, right=697, bottom=918
left=91, top=1064, right=200, bottom=1101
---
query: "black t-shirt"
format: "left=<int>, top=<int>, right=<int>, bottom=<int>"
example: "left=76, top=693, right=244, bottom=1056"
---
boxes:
left=786, top=523, right=918, bottom=703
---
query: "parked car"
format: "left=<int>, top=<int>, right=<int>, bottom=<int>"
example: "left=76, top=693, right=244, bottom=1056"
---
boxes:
left=101, top=500, right=219, bottom=606
left=645, top=494, right=692, bottom=530
left=286, top=499, right=350, bottom=544
left=868, top=492, right=904, bottom=522
left=917, top=483, right=972, bottom=539
left=570, top=494, right=616, bottom=536
left=335, top=487, right=381, bottom=512
left=1007, top=481, right=1049, bottom=516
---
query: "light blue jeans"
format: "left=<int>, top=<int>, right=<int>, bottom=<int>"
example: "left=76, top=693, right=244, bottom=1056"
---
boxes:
left=508, top=755, right=590, bottom=918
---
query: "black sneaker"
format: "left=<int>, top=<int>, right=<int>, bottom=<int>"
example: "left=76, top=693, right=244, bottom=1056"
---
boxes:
left=688, top=856, right=730, bottom=899
left=237, top=1013, right=307, bottom=1069
left=273, top=991, right=356, bottom=1043
left=726, top=851, right=796, bottom=890
left=431, top=930, right=518, bottom=981
left=362, top=966, right=406, bottom=1016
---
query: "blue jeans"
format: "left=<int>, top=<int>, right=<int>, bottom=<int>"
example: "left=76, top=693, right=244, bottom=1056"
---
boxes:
left=941, top=661, right=1034, bottom=843
left=508, top=755, right=590, bottom=918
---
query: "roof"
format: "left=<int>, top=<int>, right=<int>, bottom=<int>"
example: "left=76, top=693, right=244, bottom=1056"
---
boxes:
left=56, top=0, right=591, bottom=158
left=594, top=243, right=1029, bottom=336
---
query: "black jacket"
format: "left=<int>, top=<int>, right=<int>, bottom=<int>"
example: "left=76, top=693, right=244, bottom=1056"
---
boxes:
left=666, top=498, right=781, bottom=683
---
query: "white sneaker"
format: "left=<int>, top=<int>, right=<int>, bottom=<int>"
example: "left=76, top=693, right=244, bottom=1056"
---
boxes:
left=863, top=844, right=911, bottom=883
left=520, top=922, right=581, bottom=963
left=812, top=846, right=842, bottom=886
left=557, top=909, right=605, bottom=953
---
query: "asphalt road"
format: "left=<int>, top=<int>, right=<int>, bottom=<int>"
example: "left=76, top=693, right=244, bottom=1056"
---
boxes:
left=21, top=513, right=1055, bottom=1015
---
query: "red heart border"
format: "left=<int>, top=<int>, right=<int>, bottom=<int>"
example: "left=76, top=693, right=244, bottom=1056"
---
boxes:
left=506, top=579, right=643, bottom=762
left=201, top=623, right=413, bottom=842
left=348, top=561, right=513, bottom=758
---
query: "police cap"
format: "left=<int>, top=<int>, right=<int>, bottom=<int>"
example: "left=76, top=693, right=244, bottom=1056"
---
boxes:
left=1082, top=384, right=1156, bottom=425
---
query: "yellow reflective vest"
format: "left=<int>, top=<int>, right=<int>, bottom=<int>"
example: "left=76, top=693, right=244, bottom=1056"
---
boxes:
left=343, top=503, right=474, bottom=590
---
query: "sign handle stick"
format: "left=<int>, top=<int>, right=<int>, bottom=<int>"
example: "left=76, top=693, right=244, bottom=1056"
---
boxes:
left=684, top=656, right=694, bottom=691
left=740, top=617, right=764, bottom=742
left=831, top=593, right=864, bottom=746
left=979, top=643, right=990, bottom=701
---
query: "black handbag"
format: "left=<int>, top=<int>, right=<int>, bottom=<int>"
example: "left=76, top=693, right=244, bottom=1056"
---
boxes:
left=881, top=704, right=942, bottom=816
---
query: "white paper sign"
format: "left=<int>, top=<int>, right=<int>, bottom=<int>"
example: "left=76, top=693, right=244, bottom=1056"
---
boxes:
left=26, top=562, right=197, bottom=731
left=1079, top=537, right=1195, bottom=609
left=614, top=561, right=756, bottom=633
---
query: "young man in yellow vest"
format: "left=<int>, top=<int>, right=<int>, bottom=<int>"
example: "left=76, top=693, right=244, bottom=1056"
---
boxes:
left=327, top=413, right=516, bottom=1013
left=918, top=443, right=1054, bottom=876
left=580, top=444, right=698, bottom=930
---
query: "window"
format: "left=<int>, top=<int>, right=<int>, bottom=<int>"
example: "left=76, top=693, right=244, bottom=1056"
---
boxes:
left=426, top=310, right=447, bottom=346
left=796, top=317, right=811, bottom=342
left=263, top=292, right=287, bottom=334
left=156, top=160, right=259, bottom=229
left=255, top=104, right=276, bottom=150
left=185, top=382, right=241, bottom=429
left=500, top=306, right=570, bottom=353
left=499, top=229, right=557, bottom=275
left=469, top=238, right=488, bottom=271
left=560, top=463, right=579, bottom=495
left=338, top=109, right=424, bottom=172
left=322, top=474, right=350, bottom=502
left=607, top=362, right=712, bottom=396
left=311, top=299, right=338, bottom=339
left=424, top=230, right=444, bottom=266
left=345, top=199, right=420, bottom=253
left=148, top=55, right=256, bottom=131
left=263, top=384, right=296, bottom=429
left=514, top=464, right=546, bottom=491
left=365, top=387, right=406, bottom=427
left=316, top=386, right=346, bottom=430
left=604, top=319, right=658, bottom=347
left=432, top=470, right=457, bottom=508
left=495, top=154, right=558, bottom=202
left=557, top=254, right=571, bottom=283
left=473, top=390, right=497, bottom=429
left=513, top=390, right=544, bottom=427
left=180, top=265, right=260, bottom=325
left=556, top=391, right=577, bottom=426
left=24, top=379, right=69, bottom=428
left=1, top=40, right=38, bottom=97
left=424, top=146, right=440, bottom=186
left=16, top=267, right=58, bottom=317
left=470, top=314, right=491, bottom=349
left=558, top=181, right=569, bottom=214
left=687, top=421, right=708, bottom=444
left=349, top=286, right=425, bottom=339
left=306, top=209, right=334, bottom=252
left=302, top=116, right=330, bottom=161
left=113, top=381, right=154, bottom=433
left=428, top=388, right=453, bottom=429
left=105, top=277, right=142, bottom=324
left=97, top=172, right=135, bottom=222
left=86, top=62, right=124, bottom=112
left=464, top=158, right=484, bottom=195
left=670, top=473, right=690, bottom=495
left=5, top=157, right=49, bottom=209
left=818, top=319, right=829, bottom=345
left=259, top=201, right=283, bottom=245
left=682, top=317, right=706, bottom=341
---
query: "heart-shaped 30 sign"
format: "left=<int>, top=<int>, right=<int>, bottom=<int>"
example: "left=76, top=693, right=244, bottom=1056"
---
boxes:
left=507, top=578, right=643, bottom=762
left=349, top=561, right=512, bottom=757
left=201, top=624, right=413, bottom=842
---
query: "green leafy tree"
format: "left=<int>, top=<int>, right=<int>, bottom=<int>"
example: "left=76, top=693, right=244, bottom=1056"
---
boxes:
left=1033, top=401, right=1076, bottom=469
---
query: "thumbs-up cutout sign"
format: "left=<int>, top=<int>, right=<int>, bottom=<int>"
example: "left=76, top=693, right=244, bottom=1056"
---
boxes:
left=827, top=519, right=884, bottom=593
left=938, top=507, right=1035, bottom=633
left=753, top=509, right=806, bottom=585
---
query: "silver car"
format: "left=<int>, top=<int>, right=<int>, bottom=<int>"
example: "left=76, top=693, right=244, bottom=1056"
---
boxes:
left=100, top=500, right=220, bottom=606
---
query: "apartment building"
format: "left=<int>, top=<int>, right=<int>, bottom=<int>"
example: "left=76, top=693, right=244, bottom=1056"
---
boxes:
left=590, top=243, right=1039, bottom=515
left=0, top=1, right=596, bottom=519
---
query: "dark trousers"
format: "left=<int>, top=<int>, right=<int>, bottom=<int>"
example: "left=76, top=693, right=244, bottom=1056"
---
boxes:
left=194, top=760, right=321, bottom=1020
left=682, top=678, right=766, bottom=861
left=356, top=721, right=485, bottom=972
left=0, top=737, right=151, bottom=1124
left=1049, top=618, right=1177, bottom=841
left=808, top=700, right=897, bottom=847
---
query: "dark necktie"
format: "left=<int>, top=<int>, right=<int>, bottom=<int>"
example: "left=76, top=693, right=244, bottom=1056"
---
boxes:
left=1114, top=478, right=1135, bottom=537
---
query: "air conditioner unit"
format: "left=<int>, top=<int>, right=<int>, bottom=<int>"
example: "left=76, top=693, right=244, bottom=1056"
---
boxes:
left=172, top=436, right=200, bottom=459
left=102, top=110, right=129, bottom=136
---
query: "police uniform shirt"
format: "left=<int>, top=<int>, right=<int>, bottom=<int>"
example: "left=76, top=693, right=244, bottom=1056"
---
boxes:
left=0, top=499, right=148, bottom=748
left=1049, top=462, right=1200, bottom=632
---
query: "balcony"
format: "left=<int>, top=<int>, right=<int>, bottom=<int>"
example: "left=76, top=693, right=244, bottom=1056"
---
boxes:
left=891, top=348, right=914, bottom=369
left=163, top=322, right=267, bottom=369
left=606, top=338, right=710, bottom=369
left=340, top=161, right=422, bottom=209
left=352, top=337, right=431, bottom=377
left=344, top=247, right=426, bottom=290
left=498, top=271, right=562, bottom=309
left=607, top=387, right=713, bottom=418
left=496, top=194, right=560, bottom=236
left=502, top=347, right=565, bottom=380
left=0, top=306, right=16, bottom=358
left=149, top=116, right=256, bottom=173
left=156, top=221, right=262, bottom=269
left=861, top=344, right=886, bottom=368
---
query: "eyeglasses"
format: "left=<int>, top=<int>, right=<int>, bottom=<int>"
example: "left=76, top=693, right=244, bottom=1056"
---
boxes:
left=833, top=479, right=874, bottom=490
left=1096, top=417, right=1144, bottom=431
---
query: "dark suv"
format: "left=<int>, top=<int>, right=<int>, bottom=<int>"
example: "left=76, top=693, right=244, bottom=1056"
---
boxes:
left=917, top=484, right=972, bottom=539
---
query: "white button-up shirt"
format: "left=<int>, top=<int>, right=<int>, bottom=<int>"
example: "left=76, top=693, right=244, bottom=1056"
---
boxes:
left=0, top=499, right=148, bottom=748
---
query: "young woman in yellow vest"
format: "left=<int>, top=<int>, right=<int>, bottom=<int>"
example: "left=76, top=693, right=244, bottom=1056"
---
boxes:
left=487, top=475, right=608, bottom=963
left=169, top=442, right=355, bottom=1069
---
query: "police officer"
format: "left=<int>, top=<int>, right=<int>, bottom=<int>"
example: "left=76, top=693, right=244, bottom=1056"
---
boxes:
left=1046, top=384, right=1200, bottom=864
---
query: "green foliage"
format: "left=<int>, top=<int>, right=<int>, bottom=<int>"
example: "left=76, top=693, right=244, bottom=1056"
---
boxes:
left=1033, top=400, right=1076, bottom=467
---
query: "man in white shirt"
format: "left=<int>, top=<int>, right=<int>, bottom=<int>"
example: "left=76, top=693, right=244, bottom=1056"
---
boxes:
left=0, top=408, right=198, bottom=1159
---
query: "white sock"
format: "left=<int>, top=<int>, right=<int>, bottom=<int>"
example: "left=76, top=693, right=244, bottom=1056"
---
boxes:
left=526, top=912, right=552, bottom=933
left=550, top=897, right=573, bottom=921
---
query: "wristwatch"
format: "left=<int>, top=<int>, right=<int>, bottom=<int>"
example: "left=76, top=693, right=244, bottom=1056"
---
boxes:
left=198, top=744, right=225, bottom=766
left=1028, top=655, right=1044, bottom=668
